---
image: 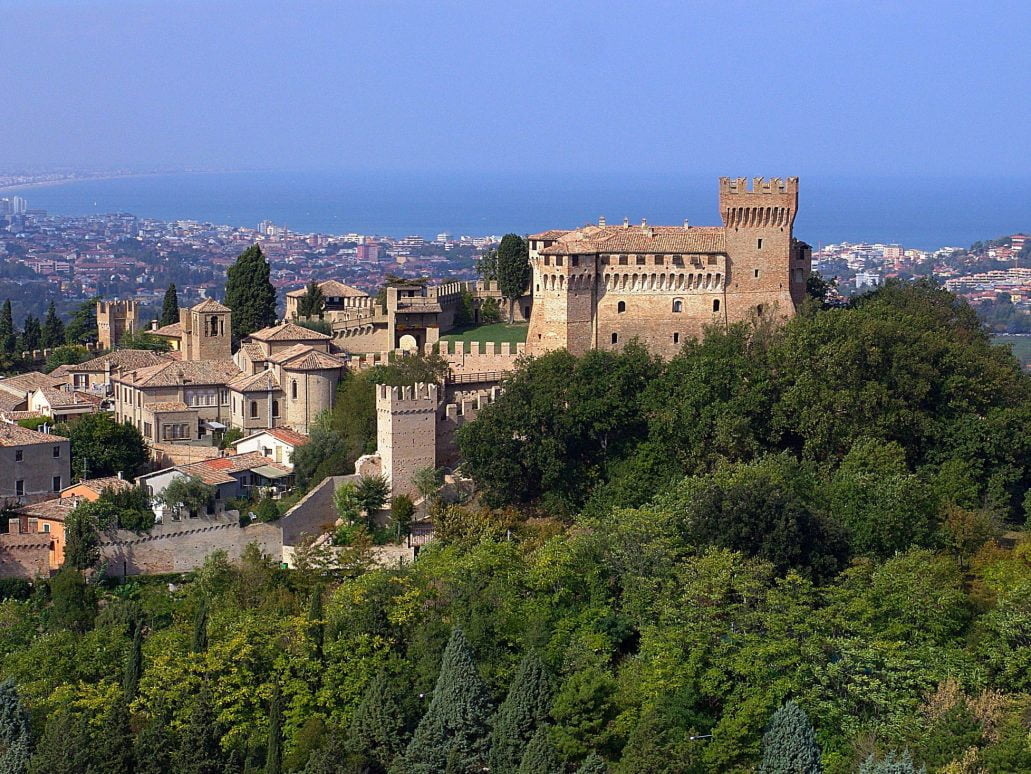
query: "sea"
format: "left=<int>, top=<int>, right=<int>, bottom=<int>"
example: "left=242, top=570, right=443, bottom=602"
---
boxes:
left=16, top=170, right=1031, bottom=250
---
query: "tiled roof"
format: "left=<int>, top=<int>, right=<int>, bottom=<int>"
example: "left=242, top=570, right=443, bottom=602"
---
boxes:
left=279, top=348, right=347, bottom=371
left=71, top=349, right=173, bottom=372
left=0, top=422, right=67, bottom=448
left=286, top=280, right=368, bottom=298
left=115, top=359, right=240, bottom=388
left=241, top=342, right=267, bottom=364
left=36, top=388, right=95, bottom=411
left=175, top=452, right=292, bottom=486
left=150, top=322, right=183, bottom=338
left=64, top=476, right=135, bottom=496
left=0, top=371, right=65, bottom=397
left=234, top=426, right=309, bottom=448
left=228, top=370, right=280, bottom=392
left=15, top=497, right=82, bottom=522
left=528, top=229, right=572, bottom=240
left=537, top=224, right=726, bottom=255
left=191, top=298, right=231, bottom=313
left=145, top=401, right=191, bottom=413
left=248, top=322, right=331, bottom=342
left=0, top=392, right=25, bottom=413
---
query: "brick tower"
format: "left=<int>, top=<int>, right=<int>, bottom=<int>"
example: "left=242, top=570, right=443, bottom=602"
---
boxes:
left=376, top=383, right=438, bottom=498
left=526, top=240, right=597, bottom=356
left=181, top=299, right=232, bottom=361
left=96, top=300, right=139, bottom=349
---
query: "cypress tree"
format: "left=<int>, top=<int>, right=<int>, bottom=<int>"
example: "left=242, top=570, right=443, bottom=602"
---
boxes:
left=192, top=599, right=208, bottom=653
left=19, top=315, right=40, bottom=353
left=90, top=701, right=134, bottom=774
left=0, top=301, right=15, bottom=356
left=124, top=620, right=143, bottom=702
left=858, top=750, right=927, bottom=774
left=401, top=627, right=494, bottom=774
left=64, top=298, right=98, bottom=344
left=517, top=727, right=562, bottom=774
left=133, top=714, right=172, bottom=774
left=160, top=284, right=179, bottom=327
left=759, top=700, right=823, bottom=774
left=308, top=587, right=325, bottom=664
left=349, top=673, right=406, bottom=771
left=488, top=650, right=552, bottom=774
left=495, top=234, right=529, bottom=322
left=172, top=686, right=223, bottom=774
left=224, top=244, right=277, bottom=341
left=41, top=301, right=65, bottom=349
left=576, top=752, right=608, bottom=774
left=27, top=706, right=89, bottom=774
left=297, top=281, right=325, bottom=318
left=266, top=683, right=283, bottom=774
left=0, top=679, right=31, bottom=774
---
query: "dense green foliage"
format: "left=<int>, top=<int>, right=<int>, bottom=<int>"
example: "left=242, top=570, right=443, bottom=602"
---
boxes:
left=296, top=281, right=325, bottom=319
left=54, top=412, right=149, bottom=480
left=40, top=301, right=64, bottom=350
left=225, top=244, right=277, bottom=341
left=0, top=282, right=1029, bottom=773
left=160, top=284, right=179, bottom=327
left=63, top=298, right=98, bottom=345
left=496, top=233, right=530, bottom=321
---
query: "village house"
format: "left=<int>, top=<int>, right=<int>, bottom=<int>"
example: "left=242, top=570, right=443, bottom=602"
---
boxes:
left=0, top=422, right=71, bottom=502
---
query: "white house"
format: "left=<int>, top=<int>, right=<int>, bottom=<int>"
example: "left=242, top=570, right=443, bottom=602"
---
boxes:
left=230, top=427, right=309, bottom=469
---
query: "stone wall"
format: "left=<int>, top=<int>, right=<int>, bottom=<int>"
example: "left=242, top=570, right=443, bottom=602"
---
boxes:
left=0, top=535, right=51, bottom=579
left=150, top=442, right=221, bottom=469
left=377, top=383, right=438, bottom=498
left=278, top=474, right=357, bottom=547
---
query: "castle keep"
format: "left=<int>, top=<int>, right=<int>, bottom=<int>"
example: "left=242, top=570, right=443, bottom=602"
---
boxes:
left=526, top=177, right=811, bottom=358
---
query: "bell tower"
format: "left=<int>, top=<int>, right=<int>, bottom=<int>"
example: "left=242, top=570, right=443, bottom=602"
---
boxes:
left=181, top=299, right=232, bottom=361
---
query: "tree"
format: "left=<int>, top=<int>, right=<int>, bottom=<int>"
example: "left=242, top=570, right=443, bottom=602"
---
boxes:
left=40, top=301, right=65, bottom=349
left=91, top=700, right=134, bottom=774
left=63, top=502, right=108, bottom=570
left=254, top=497, right=280, bottom=523
left=44, top=344, right=90, bottom=372
left=758, top=700, right=823, bottom=774
left=173, top=686, right=224, bottom=774
left=496, top=234, right=530, bottom=323
left=401, top=627, right=494, bottom=773
left=266, top=683, right=283, bottom=774
left=224, top=244, right=277, bottom=341
left=518, top=727, right=562, bottom=774
left=349, top=673, right=407, bottom=771
left=19, top=315, right=40, bottom=353
left=64, top=297, right=98, bottom=345
left=134, top=714, right=173, bottom=774
left=391, top=494, right=415, bottom=537
left=307, top=587, right=325, bottom=664
left=577, top=753, right=609, bottom=774
left=355, top=474, right=390, bottom=518
left=157, top=475, right=215, bottom=519
left=297, top=281, right=326, bottom=319
left=49, top=568, right=94, bottom=633
left=27, top=706, right=89, bottom=774
left=858, top=750, right=927, bottom=773
left=0, top=679, right=31, bottom=774
left=160, top=284, right=179, bottom=327
left=333, top=483, right=361, bottom=524
left=124, top=621, right=143, bottom=701
left=98, top=484, right=155, bottom=531
left=116, top=331, right=171, bottom=351
left=476, top=246, right=499, bottom=281
left=61, top=412, right=149, bottom=480
left=489, top=651, right=552, bottom=774
left=480, top=296, right=501, bottom=324
left=0, top=300, right=16, bottom=356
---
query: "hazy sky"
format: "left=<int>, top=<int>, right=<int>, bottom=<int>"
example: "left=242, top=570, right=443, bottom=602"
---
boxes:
left=3, top=0, right=1029, bottom=176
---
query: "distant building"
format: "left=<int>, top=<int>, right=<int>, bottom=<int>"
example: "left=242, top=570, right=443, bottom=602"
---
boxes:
left=356, top=242, right=380, bottom=262
left=0, top=423, right=71, bottom=502
left=96, top=299, right=140, bottom=349
left=855, top=272, right=882, bottom=289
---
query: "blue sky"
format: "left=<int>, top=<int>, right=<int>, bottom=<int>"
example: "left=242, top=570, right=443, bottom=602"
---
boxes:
left=2, top=0, right=1029, bottom=176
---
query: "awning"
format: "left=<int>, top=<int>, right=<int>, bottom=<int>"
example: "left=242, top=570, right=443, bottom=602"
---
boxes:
left=203, top=421, right=227, bottom=430
left=251, top=465, right=290, bottom=480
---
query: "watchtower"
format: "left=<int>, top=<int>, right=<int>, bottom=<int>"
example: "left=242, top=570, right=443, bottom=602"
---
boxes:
left=376, top=382, right=438, bottom=498
left=527, top=244, right=596, bottom=356
left=181, top=299, right=232, bottom=361
left=96, top=300, right=139, bottom=349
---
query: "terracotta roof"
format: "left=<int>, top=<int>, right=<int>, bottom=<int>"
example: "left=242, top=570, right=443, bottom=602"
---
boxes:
left=35, top=388, right=96, bottom=411
left=286, top=280, right=368, bottom=298
left=15, top=497, right=82, bottom=522
left=150, top=322, right=183, bottom=338
left=191, top=298, right=231, bottom=313
left=240, top=342, right=267, bottom=364
left=174, top=452, right=292, bottom=486
left=528, top=229, right=572, bottom=240
left=63, top=476, right=135, bottom=496
left=228, top=370, right=280, bottom=392
left=537, top=224, right=726, bottom=255
left=48, top=364, right=77, bottom=379
left=279, top=348, right=347, bottom=371
left=0, top=392, right=25, bottom=413
left=234, top=426, right=309, bottom=448
left=0, top=422, right=68, bottom=448
left=0, top=371, right=65, bottom=398
left=114, top=359, right=240, bottom=388
left=248, top=321, right=331, bottom=342
left=145, top=401, right=191, bottom=413
left=71, top=349, right=173, bottom=373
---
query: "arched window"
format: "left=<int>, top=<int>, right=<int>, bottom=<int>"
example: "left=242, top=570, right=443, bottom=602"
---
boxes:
left=250, top=401, right=258, bottom=418
left=617, top=301, right=626, bottom=313
left=209, top=315, right=218, bottom=336
left=291, top=380, right=298, bottom=400
left=272, top=400, right=279, bottom=417
left=756, top=304, right=765, bottom=315
left=611, top=332, right=618, bottom=344
left=672, top=298, right=683, bottom=313
left=713, top=299, right=721, bottom=313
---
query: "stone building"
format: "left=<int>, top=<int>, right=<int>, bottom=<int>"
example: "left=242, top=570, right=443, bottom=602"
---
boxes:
left=0, top=422, right=71, bottom=502
left=526, top=176, right=811, bottom=358
left=96, top=300, right=140, bottom=349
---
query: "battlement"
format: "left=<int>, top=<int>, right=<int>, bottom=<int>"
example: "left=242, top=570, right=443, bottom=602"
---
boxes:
left=719, top=176, right=798, bottom=195
left=442, top=386, right=502, bottom=423
left=97, top=299, right=138, bottom=315
left=376, top=382, right=439, bottom=408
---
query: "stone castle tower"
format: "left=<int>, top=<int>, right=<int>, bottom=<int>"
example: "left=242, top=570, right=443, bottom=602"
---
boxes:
left=96, top=300, right=139, bottom=349
left=376, top=383, right=438, bottom=498
left=526, top=176, right=811, bottom=359
left=180, top=299, right=232, bottom=361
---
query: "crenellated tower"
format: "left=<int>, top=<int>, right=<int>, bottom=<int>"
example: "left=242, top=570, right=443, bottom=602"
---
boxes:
left=376, top=382, right=439, bottom=498
left=96, top=300, right=139, bottom=349
left=527, top=240, right=597, bottom=356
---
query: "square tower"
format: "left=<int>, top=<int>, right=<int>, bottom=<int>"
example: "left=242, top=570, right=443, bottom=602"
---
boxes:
left=181, top=299, right=232, bottom=361
left=376, top=382, right=438, bottom=498
left=96, top=300, right=139, bottom=349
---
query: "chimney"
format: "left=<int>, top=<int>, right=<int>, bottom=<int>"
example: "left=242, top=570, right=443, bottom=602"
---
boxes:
left=684, top=219, right=690, bottom=229
left=598, top=215, right=606, bottom=227
left=641, top=218, right=647, bottom=227
left=117, top=471, right=123, bottom=480
left=623, top=217, right=629, bottom=228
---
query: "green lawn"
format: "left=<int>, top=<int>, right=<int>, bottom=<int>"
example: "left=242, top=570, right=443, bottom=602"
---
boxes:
left=993, top=335, right=1031, bottom=369
left=440, top=322, right=528, bottom=344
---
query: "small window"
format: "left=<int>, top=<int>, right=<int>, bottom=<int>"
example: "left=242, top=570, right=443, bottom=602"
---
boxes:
left=618, top=255, right=628, bottom=266
left=52, top=446, right=60, bottom=458
left=272, top=400, right=280, bottom=418
left=570, top=256, right=579, bottom=267
left=707, top=255, right=717, bottom=265
left=617, top=301, right=626, bottom=313
left=713, top=299, right=721, bottom=312
left=556, top=256, right=563, bottom=267
left=42, top=523, right=50, bottom=533
left=15, top=480, right=24, bottom=496
left=52, top=476, right=61, bottom=492
left=672, top=299, right=683, bottom=313
left=654, top=255, right=663, bottom=265
left=611, top=332, right=618, bottom=344
left=673, top=255, right=683, bottom=265
left=754, top=268, right=760, bottom=278
left=757, top=238, right=763, bottom=249
left=635, top=255, right=646, bottom=265
left=250, top=401, right=258, bottom=419
left=291, top=380, right=298, bottom=400
left=673, top=332, right=680, bottom=344
left=757, top=304, right=765, bottom=315
left=544, top=256, right=550, bottom=266
left=14, top=450, right=22, bottom=462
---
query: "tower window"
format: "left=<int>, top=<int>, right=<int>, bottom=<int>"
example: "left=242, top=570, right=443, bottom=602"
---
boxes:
left=673, top=332, right=680, bottom=344
left=754, top=268, right=760, bottom=278
left=272, top=400, right=280, bottom=417
left=757, top=238, right=763, bottom=249
left=713, top=299, right=721, bottom=312
left=636, top=255, right=646, bottom=265
left=618, top=255, right=628, bottom=266
left=757, top=304, right=765, bottom=315
left=570, top=256, right=579, bottom=267
left=291, top=380, right=298, bottom=400
left=617, top=301, right=626, bottom=313
left=250, top=401, right=258, bottom=419
left=556, top=256, right=563, bottom=267
left=611, top=332, right=618, bottom=344
left=672, top=298, right=683, bottom=313
left=544, top=256, right=550, bottom=266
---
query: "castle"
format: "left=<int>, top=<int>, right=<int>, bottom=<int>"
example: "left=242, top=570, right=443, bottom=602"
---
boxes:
left=526, top=177, right=810, bottom=358
left=96, top=300, right=140, bottom=349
